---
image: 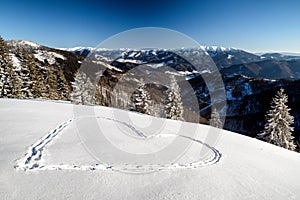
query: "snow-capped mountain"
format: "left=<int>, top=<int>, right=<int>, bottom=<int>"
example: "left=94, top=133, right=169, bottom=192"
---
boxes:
left=201, top=46, right=263, bottom=68
left=64, top=45, right=300, bottom=69
left=62, top=45, right=263, bottom=69
left=61, top=45, right=240, bottom=56
left=59, top=46, right=96, bottom=57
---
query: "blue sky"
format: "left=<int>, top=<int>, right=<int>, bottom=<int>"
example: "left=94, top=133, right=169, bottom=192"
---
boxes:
left=1, top=0, right=300, bottom=52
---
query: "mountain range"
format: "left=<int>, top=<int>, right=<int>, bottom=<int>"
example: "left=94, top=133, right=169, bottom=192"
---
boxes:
left=1, top=39, right=300, bottom=151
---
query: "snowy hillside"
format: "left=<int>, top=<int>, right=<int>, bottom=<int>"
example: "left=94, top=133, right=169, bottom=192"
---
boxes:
left=0, top=99, right=299, bottom=199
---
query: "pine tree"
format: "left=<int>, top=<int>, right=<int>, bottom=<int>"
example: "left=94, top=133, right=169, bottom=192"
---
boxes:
left=130, top=79, right=152, bottom=115
left=149, top=103, right=165, bottom=118
left=47, top=66, right=59, bottom=100
left=164, top=75, right=184, bottom=121
left=258, top=88, right=296, bottom=151
left=57, top=68, right=70, bottom=100
left=70, top=71, right=95, bottom=105
left=35, top=67, right=49, bottom=99
left=210, top=108, right=222, bottom=128
left=11, top=75, right=22, bottom=98
left=22, top=50, right=40, bottom=98
left=0, top=36, right=14, bottom=97
left=94, top=84, right=102, bottom=105
left=17, top=50, right=34, bottom=98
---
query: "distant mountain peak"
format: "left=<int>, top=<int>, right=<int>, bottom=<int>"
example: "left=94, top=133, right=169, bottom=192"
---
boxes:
left=200, top=45, right=238, bottom=53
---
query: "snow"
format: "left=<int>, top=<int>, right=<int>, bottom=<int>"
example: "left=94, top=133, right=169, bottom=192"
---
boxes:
left=145, top=63, right=165, bottom=68
left=19, top=40, right=41, bottom=48
left=50, top=52, right=65, bottom=60
left=0, top=99, right=300, bottom=199
left=34, top=51, right=65, bottom=65
left=178, top=70, right=198, bottom=76
left=263, top=78, right=277, bottom=82
left=202, top=46, right=237, bottom=53
left=200, top=69, right=211, bottom=74
left=10, top=54, right=22, bottom=71
left=8, top=40, right=41, bottom=48
left=58, top=46, right=95, bottom=52
left=227, top=54, right=233, bottom=59
left=64, top=45, right=240, bottom=56
left=226, top=88, right=233, bottom=100
left=241, top=82, right=252, bottom=96
left=94, top=54, right=112, bottom=62
left=165, top=70, right=200, bottom=77
left=152, top=50, right=157, bottom=56
left=116, top=58, right=145, bottom=64
left=91, top=60, right=123, bottom=72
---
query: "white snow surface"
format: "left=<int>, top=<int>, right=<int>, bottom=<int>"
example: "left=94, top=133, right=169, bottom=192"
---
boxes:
left=34, top=50, right=65, bottom=65
left=0, top=99, right=299, bottom=199
left=91, top=60, right=123, bottom=72
left=8, top=40, right=41, bottom=48
left=19, top=40, right=41, bottom=48
left=59, top=46, right=95, bottom=52
left=9, top=54, right=22, bottom=71
left=227, top=54, right=234, bottom=59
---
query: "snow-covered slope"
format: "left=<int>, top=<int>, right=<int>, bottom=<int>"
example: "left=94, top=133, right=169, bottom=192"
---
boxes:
left=0, top=99, right=299, bottom=199
left=7, top=40, right=42, bottom=49
left=7, top=40, right=68, bottom=65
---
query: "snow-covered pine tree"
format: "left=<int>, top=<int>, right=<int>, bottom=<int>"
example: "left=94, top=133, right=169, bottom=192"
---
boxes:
left=130, top=79, right=152, bottom=115
left=47, top=66, right=59, bottom=100
left=70, top=71, right=95, bottom=105
left=25, top=52, right=41, bottom=98
left=149, top=103, right=165, bottom=118
left=258, top=88, right=296, bottom=151
left=35, top=67, right=49, bottom=99
left=0, top=36, right=14, bottom=97
left=209, top=108, right=222, bottom=128
left=11, top=75, right=22, bottom=98
left=164, top=75, right=184, bottom=121
left=16, top=50, right=34, bottom=98
left=94, top=84, right=102, bottom=105
left=56, top=68, right=70, bottom=100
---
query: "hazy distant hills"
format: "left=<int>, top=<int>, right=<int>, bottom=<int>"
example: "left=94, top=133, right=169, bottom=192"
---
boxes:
left=221, top=59, right=300, bottom=79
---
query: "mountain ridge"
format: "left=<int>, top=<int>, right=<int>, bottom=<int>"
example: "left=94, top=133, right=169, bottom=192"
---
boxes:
left=1, top=38, right=300, bottom=151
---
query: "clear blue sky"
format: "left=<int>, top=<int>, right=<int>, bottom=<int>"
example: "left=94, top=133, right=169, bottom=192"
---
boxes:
left=1, top=0, right=300, bottom=52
